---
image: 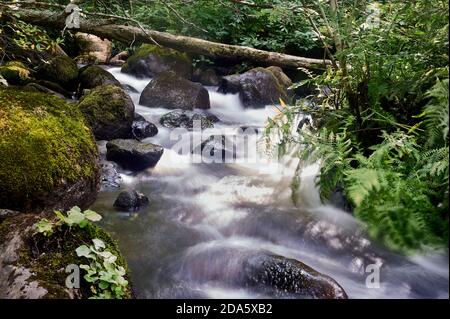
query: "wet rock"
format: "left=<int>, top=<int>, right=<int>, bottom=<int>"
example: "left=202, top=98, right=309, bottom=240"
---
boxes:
left=122, top=84, right=139, bottom=93
left=218, top=67, right=288, bottom=108
left=266, top=66, right=293, bottom=89
left=132, top=114, right=158, bottom=140
left=113, top=189, right=149, bottom=212
left=100, top=162, right=122, bottom=189
left=36, top=55, right=79, bottom=91
left=140, top=71, right=210, bottom=110
left=74, top=32, right=112, bottom=64
left=78, top=85, right=135, bottom=140
left=192, top=68, right=221, bottom=86
left=243, top=254, right=348, bottom=299
left=121, top=44, right=192, bottom=79
left=78, top=65, right=121, bottom=93
left=159, top=110, right=214, bottom=129
left=106, top=139, right=164, bottom=171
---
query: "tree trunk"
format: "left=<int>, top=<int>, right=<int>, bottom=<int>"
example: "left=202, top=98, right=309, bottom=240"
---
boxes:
left=6, top=7, right=331, bottom=70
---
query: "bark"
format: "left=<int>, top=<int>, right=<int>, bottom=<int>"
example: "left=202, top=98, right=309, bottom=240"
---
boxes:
left=4, top=7, right=331, bottom=70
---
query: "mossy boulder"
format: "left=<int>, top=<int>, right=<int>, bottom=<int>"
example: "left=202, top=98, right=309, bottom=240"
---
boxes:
left=78, top=65, right=121, bottom=94
left=0, top=213, right=131, bottom=299
left=36, top=56, right=79, bottom=91
left=0, top=61, right=30, bottom=85
left=218, top=67, right=288, bottom=108
left=139, top=71, right=210, bottom=110
left=0, top=87, right=100, bottom=213
left=121, top=44, right=192, bottom=79
left=78, top=85, right=135, bottom=140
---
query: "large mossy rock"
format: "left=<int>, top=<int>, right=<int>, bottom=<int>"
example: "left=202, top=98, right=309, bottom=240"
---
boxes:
left=121, top=44, right=192, bottom=79
left=106, top=139, right=164, bottom=171
left=266, top=66, right=292, bottom=89
left=0, top=61, right=30, bottom=85
left=218, top=67, right=288, bottom=108
left=78, top=65, right=121, bottom=94
left=36, top=56, right=79, bottom=91
left=139, top=71, right=210, bottom=110
left=0, top=213, right=131, bottom=299
left=78, top=85, right=135, bottom=140
left=0, top=87, right=100, bottom=213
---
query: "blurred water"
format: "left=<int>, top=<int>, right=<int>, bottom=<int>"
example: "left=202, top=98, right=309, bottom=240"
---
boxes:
left=90, top=67, right=449, bottom=299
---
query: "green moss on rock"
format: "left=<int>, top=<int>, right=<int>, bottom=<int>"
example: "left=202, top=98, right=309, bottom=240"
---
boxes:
left=0, top=87, right=100, bottom=212
left=78, top=85, right=134, bottom=140
left=36, top=55, right=79, bottom=91
left=122, top=44, right=192, bottom=79
left=0, top=61, right=30, bottom=85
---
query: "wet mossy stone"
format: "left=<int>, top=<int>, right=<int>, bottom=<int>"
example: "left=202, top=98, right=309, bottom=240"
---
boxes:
left=121, top=44, right=192, bottom=79
left=106, top=139, right=164, bottom=171
left=0, top=213, right=132, bottom=299
left=0, top=87, right=100, bottom=213
left=36, top=55, right=79, bottom=91
left=139, top=71, right=210, bottom=110
left=218, top=67, right=288, bottom=108
left=243, top=254, right=348, bottom=299
left=78, top=85, right=135, bottom=140
left=113, top=189, right=149, bottom=212
left=78, top=65, right=121, bottom=94
left=0, top=61, right=30, bottom=85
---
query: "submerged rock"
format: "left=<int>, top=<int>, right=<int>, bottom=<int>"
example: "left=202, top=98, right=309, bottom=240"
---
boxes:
left=0, top=87, right=100, bottom=213
left=218, top=67, right=288, bottom=107
left=132, top=113, right=158, bottom=140
left=100, top=162, right=122, bottom=189
left=139, top=71, right=210, bottom=110
left=243, top=254, right=348, bottom=299
left=106, top=139, right=164, bottom=171
left=36, top=55, right=79, bottom=91
left=113, top=190, right=149, bottom=212
left=121, top=44, right=192, bottom=79
left=78, top=85, right=135, bottom=140
left=78, top=65, right=121, bottom=93
left=159, top=109, right=215, bottom=129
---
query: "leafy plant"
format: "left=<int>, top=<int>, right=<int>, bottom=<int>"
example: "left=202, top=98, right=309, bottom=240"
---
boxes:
left=34, top=206, right=102, bottom=237
left=76, top=239, right=129, bottom=299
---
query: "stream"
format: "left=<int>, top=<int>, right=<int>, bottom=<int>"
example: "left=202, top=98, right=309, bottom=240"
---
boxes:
left=89, top=67, right=449, bottom=299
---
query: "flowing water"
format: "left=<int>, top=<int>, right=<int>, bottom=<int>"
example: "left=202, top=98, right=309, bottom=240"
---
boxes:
left=90, top=67, right=449, bottom=299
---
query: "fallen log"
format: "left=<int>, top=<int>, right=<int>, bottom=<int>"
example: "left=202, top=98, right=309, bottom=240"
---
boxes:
left=2, top=6, right=331, bottom=70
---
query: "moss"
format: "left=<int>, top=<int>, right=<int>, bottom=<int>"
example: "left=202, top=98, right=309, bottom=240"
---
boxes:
left=77, top=84, right=134, bottom=140
left=36, top=55, right=78, bottom=91
left=78, top=65, right=121, bottom=91
left=0, top=87, right=99, bottom=211
left=0, top=61, right=30, bottom=85
left=125, top=44, right=190, bottom=67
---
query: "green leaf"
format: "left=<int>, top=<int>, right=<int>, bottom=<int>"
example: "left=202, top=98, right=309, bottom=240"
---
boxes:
left=84, top=210, right=102, bottom=222
left=76, top=245, right=92, bottom=258
left=92, top=238, right=105, bottom=250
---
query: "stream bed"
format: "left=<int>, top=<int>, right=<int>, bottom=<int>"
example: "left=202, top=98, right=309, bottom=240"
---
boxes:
left=89, top=67, right=449, bottom=299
